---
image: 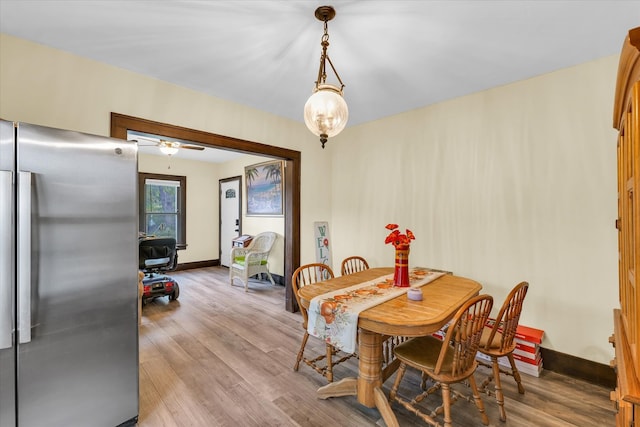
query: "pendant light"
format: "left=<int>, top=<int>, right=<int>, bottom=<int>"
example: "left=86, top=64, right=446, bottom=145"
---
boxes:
left=303, top=6, right=348, bottom=149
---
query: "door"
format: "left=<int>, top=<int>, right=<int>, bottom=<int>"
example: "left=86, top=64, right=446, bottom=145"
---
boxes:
left=15, top=123, right=139, bottom=427
left=220, top=177, right=241, bottom=267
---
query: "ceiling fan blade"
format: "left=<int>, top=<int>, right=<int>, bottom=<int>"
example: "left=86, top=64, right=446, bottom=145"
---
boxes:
left=181, top=145, right=205, bottom=151
left=130, top=135, right=203, bottom=151
left=133, top=135, right=160, bottom=144
left=130, top=136, right=159, bottom=146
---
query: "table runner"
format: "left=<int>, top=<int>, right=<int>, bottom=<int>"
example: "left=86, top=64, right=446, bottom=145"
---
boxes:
left=307, top=267, right=446, bottom=353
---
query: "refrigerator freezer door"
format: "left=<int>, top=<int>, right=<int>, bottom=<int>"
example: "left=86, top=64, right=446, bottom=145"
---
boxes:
left=0, top=120, right=16, bottom=427
left=16, top=123, right=139, bottom=427
left=0, top=170, right=12, bottom=349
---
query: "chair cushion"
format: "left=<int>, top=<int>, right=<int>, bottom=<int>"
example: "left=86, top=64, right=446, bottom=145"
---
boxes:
left=394, top=336, right=454, bottom=372
left=480, top=327, right=502, bottom=349
left=234, top=256, right=267, bottom=266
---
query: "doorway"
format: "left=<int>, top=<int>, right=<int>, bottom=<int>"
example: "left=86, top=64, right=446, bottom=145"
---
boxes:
left=110, top=112, right=301, bottom=312
left=219, top=176, right=241, bottom=267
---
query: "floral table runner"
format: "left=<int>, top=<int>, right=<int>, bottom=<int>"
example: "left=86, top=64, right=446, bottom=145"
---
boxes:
left=307, top=267, right=446, bottom=353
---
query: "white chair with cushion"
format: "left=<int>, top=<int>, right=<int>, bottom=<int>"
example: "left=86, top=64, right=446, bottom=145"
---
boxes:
left=229, top=232, right=276, bottom=291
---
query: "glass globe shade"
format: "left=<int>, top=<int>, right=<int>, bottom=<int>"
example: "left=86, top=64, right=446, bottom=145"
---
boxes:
left=304, top=84, right=349, bottom=140
left=159, top=145, right=179, bottom=156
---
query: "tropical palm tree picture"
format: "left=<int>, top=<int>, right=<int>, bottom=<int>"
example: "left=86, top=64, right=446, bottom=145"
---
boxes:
left=244, top=160, right=284, bottom=216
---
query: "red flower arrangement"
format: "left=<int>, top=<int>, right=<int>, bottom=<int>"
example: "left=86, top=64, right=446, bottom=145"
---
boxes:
left=384, top=224, right=415, bottom=248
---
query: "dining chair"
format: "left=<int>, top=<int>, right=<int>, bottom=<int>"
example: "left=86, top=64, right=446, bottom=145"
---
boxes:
left=477, top=281, right=529, bottom=421
left=229, top=231, right=276, bottom=292
left=340, top=255, right=370, bottom=276
left=387, top=294, right=494, bottom=427
left=292, top=263, right=356, bottom=382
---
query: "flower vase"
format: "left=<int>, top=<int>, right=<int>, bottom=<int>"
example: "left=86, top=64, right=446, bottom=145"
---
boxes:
left=394, top=244, right=410, bottom=287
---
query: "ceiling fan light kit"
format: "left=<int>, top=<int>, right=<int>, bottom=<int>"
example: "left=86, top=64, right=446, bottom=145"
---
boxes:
left=303, top=5, right=349, bottom=149
left=158, top=141, right=179, bottom=156
left=135, top=135, right=205, bottom=156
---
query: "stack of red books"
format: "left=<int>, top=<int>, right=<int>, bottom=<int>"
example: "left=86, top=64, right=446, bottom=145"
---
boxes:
left=475, top=320, right=544, bottom=377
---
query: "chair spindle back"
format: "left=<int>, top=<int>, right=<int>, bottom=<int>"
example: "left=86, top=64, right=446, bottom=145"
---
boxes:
left=340, top=256, right=370, bottom=276
left=436, top=294, right=494, bottom=377
left=291, top=263, right=335, bottom=326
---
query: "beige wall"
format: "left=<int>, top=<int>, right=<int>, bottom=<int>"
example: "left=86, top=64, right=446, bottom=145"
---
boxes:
left=0, top=33, right=620, bottom=365
left=0, top=33, right=323, bottom=275
left=332, top=55, right=619, bottom=364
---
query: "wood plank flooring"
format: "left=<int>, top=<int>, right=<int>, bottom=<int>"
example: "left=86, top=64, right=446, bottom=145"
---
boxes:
left=138, top=267, right=615, bottom=426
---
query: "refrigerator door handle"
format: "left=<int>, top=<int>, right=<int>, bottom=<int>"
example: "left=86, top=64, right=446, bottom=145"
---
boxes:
left=18, top=171, right=32, bottom=344
left=0, top=171, right=12, bottom=349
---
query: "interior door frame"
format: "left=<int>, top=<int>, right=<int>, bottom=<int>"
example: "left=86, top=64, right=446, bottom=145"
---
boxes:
left=219, top=176, right=242, bottom=267
left=110, top=112, right=301, bottom=312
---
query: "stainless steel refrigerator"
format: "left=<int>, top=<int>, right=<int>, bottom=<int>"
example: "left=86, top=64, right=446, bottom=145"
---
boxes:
left=0, top=120, right=139, bottom=427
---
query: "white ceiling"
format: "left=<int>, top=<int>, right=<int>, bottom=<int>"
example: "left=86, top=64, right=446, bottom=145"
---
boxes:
left=1, top=0, right=639, bottom=161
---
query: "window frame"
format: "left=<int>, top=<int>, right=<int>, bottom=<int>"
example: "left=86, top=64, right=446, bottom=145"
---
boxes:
left=139, top=172, right=187, bottom=250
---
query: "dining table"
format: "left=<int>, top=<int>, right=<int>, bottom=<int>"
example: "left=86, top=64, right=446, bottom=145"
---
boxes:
left=296, top=267, right=482, bottom=424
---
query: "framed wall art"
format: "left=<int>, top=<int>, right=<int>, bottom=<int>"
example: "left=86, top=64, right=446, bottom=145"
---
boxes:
left=244, top=160, right=284, bottom=216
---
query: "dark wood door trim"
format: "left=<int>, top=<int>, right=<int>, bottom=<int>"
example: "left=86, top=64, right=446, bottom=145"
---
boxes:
left=111, top=112, right=301, bottom=311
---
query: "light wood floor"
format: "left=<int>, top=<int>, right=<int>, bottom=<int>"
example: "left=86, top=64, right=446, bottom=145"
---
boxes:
left=138, top=267, right=615, bottom=427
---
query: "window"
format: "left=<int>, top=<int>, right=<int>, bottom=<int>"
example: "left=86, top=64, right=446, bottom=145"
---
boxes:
left=139, top=173, right=187, bottom=249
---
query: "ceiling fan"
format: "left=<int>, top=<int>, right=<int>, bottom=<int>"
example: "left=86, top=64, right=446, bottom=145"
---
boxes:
left=134, top=135, right=205, bottom=155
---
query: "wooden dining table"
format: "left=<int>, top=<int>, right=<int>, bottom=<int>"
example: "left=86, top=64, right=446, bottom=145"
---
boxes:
left=297, top=267, right=482, bottom=422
